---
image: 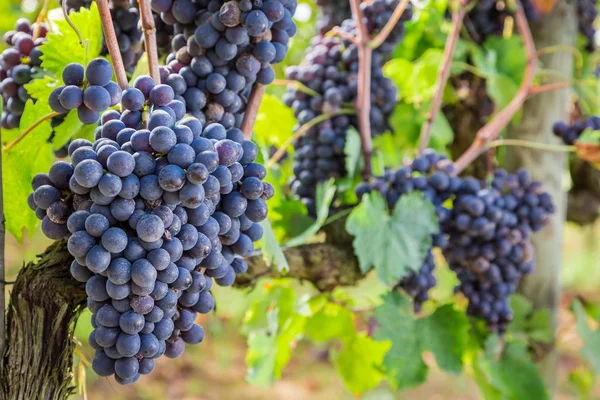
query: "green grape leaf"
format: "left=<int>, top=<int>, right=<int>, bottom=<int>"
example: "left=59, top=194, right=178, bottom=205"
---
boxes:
left=24, top=75, right=59, bottom=101
left=41, top=3, right=103, bottom=77
left=574, top=301, right=600, bottom=373
left=3, top=100, right=54, bottom=241
left=332, top=333, right=391, bottom=395
left=373, top=293, right=427, bottom=389
left=51, top=110, right=82, bottom=150
left=305, top=301, right=355, bottom=343
left=346, top=191, right=438, bottom=285
left=480, top=342, right=549, bottom=400
left=254, top=93, right=296, bottom=148
left=344, top=127, right=362, bottom=179
left=271, top=198, right=314, bottom=239
left=374, top=293, right=468, bottom=389
left=285, top=179, right=335, bottom=247
left=259, top=219, right=289, bottom=272
left=418, top=304, right=468, bottom=373
left=483, top=36, right=526, bottom=83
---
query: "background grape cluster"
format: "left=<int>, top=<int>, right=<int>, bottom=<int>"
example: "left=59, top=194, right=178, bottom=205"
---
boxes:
left=152, top=0, right=298, bottom=128
left=553, top=116, right=600, bottom=145
left=315, top=0, right=351, bottom=36
left=284, top=0, right=412, bottom=215
left=356, top=151, right=554, bottom=332
left=32, top=74, right=272, bottom=383
left=0, top=18, right=47, bottom=129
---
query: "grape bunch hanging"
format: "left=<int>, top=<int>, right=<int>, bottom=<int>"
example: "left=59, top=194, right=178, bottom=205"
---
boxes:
left=284, top=0, right=411, bottom=214
left=29, top=72, right=272, bottom=383
left=357, top=152, right=555, bottom=333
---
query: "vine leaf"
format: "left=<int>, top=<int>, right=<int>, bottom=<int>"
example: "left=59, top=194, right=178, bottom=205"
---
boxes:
left=574, top=301, right=600, bottom=373
left=253, top=93, right=296, bottom=148
left=285, top=179, right=335, bottom=247
left=40, top=3, right=103, bottom=77
left=479, top=340, right=549, bottom=400
left=3, top=100, right=54, bottom=241
left=259, top=220, right=289, bottom=272
left=332, top=333, right=391, bottom=395
left=344, top=127, right=362, bottom=178
left=305, top=301, right=355, bottom=343
left=373, top=292, right=468, bottom=389
left=346, top=191, right=438, bottom=285
left=51, top=109, right=97, bottom=150
left=23, top=75, right=58, bottom=101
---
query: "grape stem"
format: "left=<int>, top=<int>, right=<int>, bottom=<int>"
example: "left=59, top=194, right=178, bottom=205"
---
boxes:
left=267, top=109, right=357, bottom=167
left=3, top=112, right=62, bottom=152
left=328, top=26, right=358, bottom=45
left=34, top=0, right=51, bottom=39
left=62, top=0, right=90, bottom=65
left=272, top=79, right=321, bottom=98
left=137, top=0, right=160, bottom=84
left=488, top=139, right=576, bottom=152
left=350, top=0, right=373, bottom=179
left=96, top=0, right=128, bottom=89
left=454, top=0, right=537, bottom=174
left=241, top=84, right=266, bottom=140
left=418, top=0, right=468, bottom=154
left=369, top=0, right=412, bottom=49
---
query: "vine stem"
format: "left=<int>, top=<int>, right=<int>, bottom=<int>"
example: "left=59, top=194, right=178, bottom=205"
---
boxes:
left=3, top=112, right=61, bottom=152
left=369, top=0, right=411, bottom=49
left=137, top=0, right=160, bottom=84
left=33, top=0, right=51, bottom=39
left=329, top=26, right=358, bottom=45
left=241, top=84, right=266, bottom=140
left=272, top=79, right=320, bottom=97
left=418, top=0, right=468, bottom=154
left=454, top=0, right=537, bottom=174
left=488, top=138, right=576, bottom=152
left=266, top=109, right=356, bottom=167
left=96, top=0, right=128, bottom=89
left=350, top=0, right=373, bottom=179
left=62, top=0, right=90, bottom=64
left=528, top=81, right=571, bottom=97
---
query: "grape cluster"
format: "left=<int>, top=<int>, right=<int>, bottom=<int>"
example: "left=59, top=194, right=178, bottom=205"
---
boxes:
left=355, top=151, right=460, bottom=312
left=576, top=0, right=597, bottom=52
left=0, top=18, right=47, bottom=129
left=315, top=0, right=351, bottom=36
left=33, top=74, right=271, bottom=383
left=553, top=116, right=600, bottom=145
left=442, top=169, right=554, bottom=333
left=49, top=58, right=122, bottom=125
left=154, top=0, right=298, bottom=127
left=284, top=0, right=411, bottom=214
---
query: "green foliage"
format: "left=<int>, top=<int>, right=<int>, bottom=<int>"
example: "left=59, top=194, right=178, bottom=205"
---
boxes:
left=258, top=220, right=289, bottom=272
left=23, top=75, right=58, bottom=101
left=40, top=3, right=103, bottom=77
left=508, top=294, right=553, bottom=344
left=346, top=191, right=438, bottom=285
left=574, top=301, right=600, bottom=373
left=344, top=127, right=361, bottom=179
left=50, top=109, right=96, bottom=150
left=253, top=93, right=297, bottom=148
left=285, top=179, right=335, bottom=247
left=374, top=292, right=468, bottom=389
left=3, top=100, right=54, bottom=241
left=478, top=340, right=549, bottom=400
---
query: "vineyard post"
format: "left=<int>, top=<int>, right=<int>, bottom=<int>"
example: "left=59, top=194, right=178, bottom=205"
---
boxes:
left=505, top=1, right=577, bottom=393
left=0, top=130, right=5, bottom=357
left=138, top=0, right=160, bottom=84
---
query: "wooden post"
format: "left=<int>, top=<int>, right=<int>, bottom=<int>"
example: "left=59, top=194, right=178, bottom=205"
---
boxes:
left=504, top=1, right=577, bottom=395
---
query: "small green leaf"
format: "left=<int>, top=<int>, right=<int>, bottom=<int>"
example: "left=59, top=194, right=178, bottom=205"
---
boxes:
left=332, top=333, right=391, bottom=395
left=254, top=93, right=296, bottom=148
left=285, top=179, right=335, bottom=247
left=24, top=75, right=58, bottom=101
left=41, top=3, right=103, bottom=77
left=3, top=100, right=54, bottom=241
left=305, top=302, right=355, bottom=343
left=418, top=304, right=468, bottom=374
left=344, top=127, right=361, bottom=179
left=481, top=342, right=549, bottom=400
left=373, top=292, right=427, bottom=389
left=346, top=191, right=438, bottom=285
left=258, top=220, right=289, bottom=272
left=574, top=301, right=600, bottom=373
